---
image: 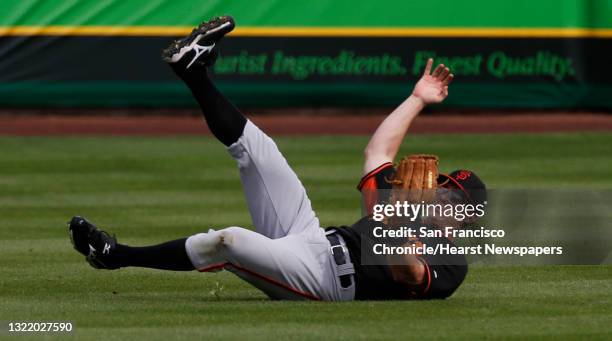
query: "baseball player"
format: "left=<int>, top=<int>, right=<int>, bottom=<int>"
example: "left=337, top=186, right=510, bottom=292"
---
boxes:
left=68, top=16, right=486, bottom=301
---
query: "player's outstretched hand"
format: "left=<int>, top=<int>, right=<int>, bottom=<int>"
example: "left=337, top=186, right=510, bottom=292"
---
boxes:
left=411, top=58, right=453, bottom=105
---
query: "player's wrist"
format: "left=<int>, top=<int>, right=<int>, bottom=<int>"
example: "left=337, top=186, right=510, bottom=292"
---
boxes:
left=408, top=94, right=427, bottom=108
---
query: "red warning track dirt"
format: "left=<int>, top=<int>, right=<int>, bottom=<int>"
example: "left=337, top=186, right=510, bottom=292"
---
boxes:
left=0, top=111, right=610, bottom=136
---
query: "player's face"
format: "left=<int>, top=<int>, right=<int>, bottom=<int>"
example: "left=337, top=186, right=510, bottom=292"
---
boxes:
left=435, top=186, right=467, bottom=204
left=420, top=185, right=469, bottom=228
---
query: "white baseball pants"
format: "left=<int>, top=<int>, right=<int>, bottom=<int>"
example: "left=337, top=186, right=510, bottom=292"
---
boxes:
left=185, top=120, right=355, bottom=301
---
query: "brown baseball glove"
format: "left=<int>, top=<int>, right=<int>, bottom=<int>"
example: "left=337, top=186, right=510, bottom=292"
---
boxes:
left=388, top=154, right=439, bottom=204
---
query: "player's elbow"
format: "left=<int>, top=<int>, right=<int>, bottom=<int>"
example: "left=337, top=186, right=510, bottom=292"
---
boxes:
left=406, top=263, right=426, bottom=285
left=364, top=145, right=394, bottom=169
left=389, top=263, right=426, bottom=286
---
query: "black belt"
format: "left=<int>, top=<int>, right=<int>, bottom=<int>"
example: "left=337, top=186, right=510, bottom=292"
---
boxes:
left=326, top=233, right=354, bottom=288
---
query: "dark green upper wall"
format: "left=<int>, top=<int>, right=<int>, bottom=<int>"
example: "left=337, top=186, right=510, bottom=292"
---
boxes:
left=1, top=0, right=611, bottom=28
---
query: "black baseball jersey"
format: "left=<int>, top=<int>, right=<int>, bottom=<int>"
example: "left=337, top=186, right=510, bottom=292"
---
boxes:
left=330, top=217, right=467, bottom=300
left=328, top=163, right=468, bottom=300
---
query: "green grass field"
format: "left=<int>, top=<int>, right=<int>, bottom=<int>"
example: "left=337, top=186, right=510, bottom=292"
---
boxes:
left=1, top=132, right=611, bottom=339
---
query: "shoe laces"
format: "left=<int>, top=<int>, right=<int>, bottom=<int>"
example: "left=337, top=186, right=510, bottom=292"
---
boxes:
left=89, top=228, right=115, bottom=247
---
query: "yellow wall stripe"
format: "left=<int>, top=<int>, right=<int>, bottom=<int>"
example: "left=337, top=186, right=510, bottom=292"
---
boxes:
left=1, top=26, right=612, bottom=38
left=234, top=27, right=612, bottom=38
left=0, top=26, right=191, bottom=36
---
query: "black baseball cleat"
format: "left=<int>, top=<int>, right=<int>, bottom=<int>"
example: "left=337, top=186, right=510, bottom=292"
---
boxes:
left=68, top=216, right=119, bottom=270
left=162, top=15, right=235, bottom=69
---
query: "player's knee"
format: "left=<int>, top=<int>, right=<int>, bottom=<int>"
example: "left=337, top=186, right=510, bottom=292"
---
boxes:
left=218, top=226, right=243, bottom=246
left=186, top=230, right=224, bottom=255
left=186, top=227, right=248, bottom=266
left=184, top=229, right=230, bottom=269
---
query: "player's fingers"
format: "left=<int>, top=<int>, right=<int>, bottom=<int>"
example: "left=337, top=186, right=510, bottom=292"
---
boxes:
left=432, top=64, right=445, bottom=77
left=438, top=67, right=450, bottom=81
left=443, top=73, right=454, bottom=85
left=424, top=58, right=433, bottom=75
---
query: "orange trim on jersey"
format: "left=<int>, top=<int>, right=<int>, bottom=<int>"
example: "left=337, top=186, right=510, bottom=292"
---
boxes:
left=198, top=262, right=321, bottom=301
left=357, top=162, right=393, bottom=190
left=360, top=177, right=378, bottom=192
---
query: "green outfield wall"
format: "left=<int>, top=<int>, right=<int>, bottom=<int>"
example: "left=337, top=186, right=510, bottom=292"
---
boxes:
left=0, top=0, right=611, bottom=108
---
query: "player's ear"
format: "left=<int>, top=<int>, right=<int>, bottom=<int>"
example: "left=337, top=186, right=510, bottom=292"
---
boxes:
left=463, top=215, right=478, bottom=224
